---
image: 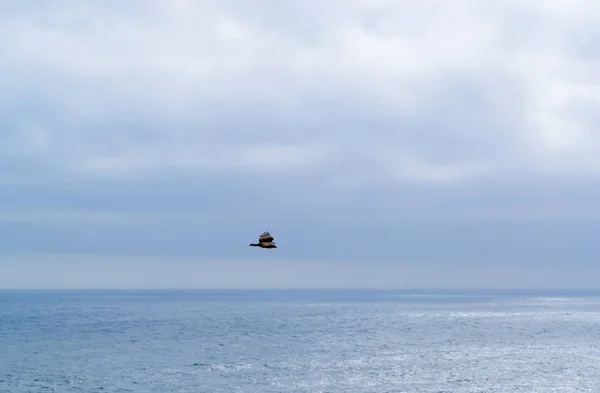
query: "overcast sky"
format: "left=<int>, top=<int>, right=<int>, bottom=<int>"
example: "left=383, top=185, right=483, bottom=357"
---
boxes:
left=1, top=0, right=599, bottom=289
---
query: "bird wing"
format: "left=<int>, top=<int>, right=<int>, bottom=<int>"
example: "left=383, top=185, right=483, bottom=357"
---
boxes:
left=259, top=231, right=274, bottom=242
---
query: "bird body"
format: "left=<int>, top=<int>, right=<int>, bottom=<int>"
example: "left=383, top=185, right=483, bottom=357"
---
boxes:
left=250, top=231, right=277, bottom=248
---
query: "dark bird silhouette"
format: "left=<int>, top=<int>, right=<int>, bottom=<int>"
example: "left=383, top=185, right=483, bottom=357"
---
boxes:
left=249, top=231, right=277, bottom=249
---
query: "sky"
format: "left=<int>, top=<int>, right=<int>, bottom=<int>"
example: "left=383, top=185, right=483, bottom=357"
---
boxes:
left=1, top=0, right=600, bottom=289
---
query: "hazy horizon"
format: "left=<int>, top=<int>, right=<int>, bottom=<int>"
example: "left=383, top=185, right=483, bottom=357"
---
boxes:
left=3, top=288, right=600, bottom=292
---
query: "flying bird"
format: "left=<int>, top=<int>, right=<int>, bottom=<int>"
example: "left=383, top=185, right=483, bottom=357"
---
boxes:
left=249, top=231, right=277, bottom=249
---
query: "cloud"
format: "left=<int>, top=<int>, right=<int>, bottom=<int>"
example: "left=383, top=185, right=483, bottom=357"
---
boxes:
left=3, top=0, right=599, bottom=182
left=1, top=1, right=600, bottom=287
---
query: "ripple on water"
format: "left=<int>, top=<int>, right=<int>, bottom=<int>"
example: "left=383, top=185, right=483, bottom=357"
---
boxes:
left=1, top=290, right=599, bottom=392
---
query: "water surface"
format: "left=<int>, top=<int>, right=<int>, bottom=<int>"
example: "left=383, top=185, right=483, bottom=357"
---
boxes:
left=1, top=289, right=599, bottom=392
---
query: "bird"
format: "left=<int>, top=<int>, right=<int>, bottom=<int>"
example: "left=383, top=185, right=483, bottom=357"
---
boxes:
left=249, top=231, right=277, bottom=249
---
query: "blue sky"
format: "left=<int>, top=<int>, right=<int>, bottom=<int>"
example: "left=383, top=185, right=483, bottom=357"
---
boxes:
left=1, top=1, right=599, bottom=289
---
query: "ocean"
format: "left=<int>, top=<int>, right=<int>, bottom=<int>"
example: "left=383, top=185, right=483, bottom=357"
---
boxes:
left=1, top=289, right=599, bottom=392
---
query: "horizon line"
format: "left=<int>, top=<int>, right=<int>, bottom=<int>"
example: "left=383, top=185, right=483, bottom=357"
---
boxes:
left=1, top=287, right=600, bottom=291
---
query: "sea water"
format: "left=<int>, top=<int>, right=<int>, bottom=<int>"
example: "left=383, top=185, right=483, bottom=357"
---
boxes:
left=1, top=289, right=599, bottom=392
